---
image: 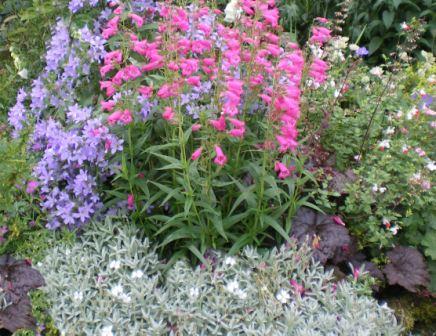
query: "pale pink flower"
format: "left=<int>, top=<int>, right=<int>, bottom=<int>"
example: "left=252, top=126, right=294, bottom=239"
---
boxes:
left=162, top=107, right=175, bottom=121
left=26, top=181, right=38, bottom=194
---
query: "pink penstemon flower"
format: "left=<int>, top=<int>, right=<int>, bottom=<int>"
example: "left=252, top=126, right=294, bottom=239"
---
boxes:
left=290, top=279, right=305, bottom=296
left=213, top=145, right=228, bottom=166
left=332, top=215, right=346, bottom=226
left=127, top=194, right=135, bottom=210
left=191, top=147, right=203, bottom=161
left=162, top=107, right=175, bottom=121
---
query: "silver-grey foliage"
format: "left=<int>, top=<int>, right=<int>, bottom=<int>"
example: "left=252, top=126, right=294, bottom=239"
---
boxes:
left=38, top=218, right=402, bottom=336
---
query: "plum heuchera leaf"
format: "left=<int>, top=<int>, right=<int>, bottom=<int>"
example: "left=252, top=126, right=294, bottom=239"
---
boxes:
left=290, top=207, right=351, bottom=265
left=0, top=255, right=45, bottom=333
left=383, top=246, right=430, bottom=293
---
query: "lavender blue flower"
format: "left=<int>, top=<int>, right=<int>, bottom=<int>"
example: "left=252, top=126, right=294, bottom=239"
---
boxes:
left=355, top=46, right=369, bottom=57
left=8, top=88, right=28, bottom=138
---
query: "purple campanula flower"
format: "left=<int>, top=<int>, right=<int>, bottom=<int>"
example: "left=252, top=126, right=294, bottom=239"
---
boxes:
left=355, top=46, right=369, bottom=57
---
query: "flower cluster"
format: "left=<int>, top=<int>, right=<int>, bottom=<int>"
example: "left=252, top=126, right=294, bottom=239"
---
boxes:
left=98, top=0, right=315, bottom=181
left=31, top=118, right=122, bottom=229
left=8, top=8, right=125, bottom=229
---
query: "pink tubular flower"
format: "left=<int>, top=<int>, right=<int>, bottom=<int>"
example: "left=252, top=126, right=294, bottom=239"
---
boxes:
left=128, top=13, right=144, bottom=27
left=274, top=162, right=291, bottom=179
left=101, top=100, right=116, bottom=112
left=108, top=110, right=123, bottom=125
left=191, top=147, right=203, bottom=161
left=26, top=181, right=38, bottom=194
left=290, top=279, right=305, bottom=296
left=332, top=215, right=346, bottom=226
left=138, top=86, right=153, bottom=98
left=120, top=109, right=133, bottom=125
left=209, top=115, right=227, bottom=132
left=162, top=107, right=175, bottom=121
left=100, top=64, right=114, bottom=77
left=127, top=194, right=135, bottom=210
left=179, top=58, right=199, bottom=77
left=186, top=76, right=201, bottom=87
left=309, top=58, right=329, bottom=85
left=213, top=145, right=228, bottom=166
left=310, top=26, right=332, bottom=45
left=191, top=124, right=202, bottom=132
left=229, top=128, right=245, bottom=138
left=353, top=267, right=360, bottom=281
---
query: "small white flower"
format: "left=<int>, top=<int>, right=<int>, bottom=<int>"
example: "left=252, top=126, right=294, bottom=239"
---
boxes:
left=109, top=260, right=121, bottom=270
left=400, top=22, right=409, bottom=30
left=349, top=44, right=359, bottom=51
left=131, top=270, right=144, bottom=279
left=189, top=287, right=200, bottom=299
left=385, top=126, right=395, bottom=135
left=18, top=68, right=28, bottom=79
left=370, top=66, right=383, bottom=77
left=110, top=284, right=124, bottom=297
left=389, top=225, right=399, bottom=235
left=372, top=184, right=379, bottom=192
left=224, top=0, right=242, bottom=23
left=396, top=110, right=403, bottom=118
left=379, top=187, right=387, bottom=193
left=120, top=293, right=131, bottom=304
left=407, top=107, right=418, bottom=120
left=73, top=291, right=83, bottom=302
left=399, top=52, right=409, bottom=62
left=101, top=325, right=114, bottom=336
left=378, top=139, right=390, bottom=150
left=276, top=288, right=291, bottom=304
left=224, top=256, right=237, bottom=266
left=237, top=290, right=247, bottom=299
left=333, top=89, right=340, bottom=98
left=225, top=280, right=240, bottom=294
left=411, top=172, right=422, bottom=181
left=426, top=161, right=436, bottom=171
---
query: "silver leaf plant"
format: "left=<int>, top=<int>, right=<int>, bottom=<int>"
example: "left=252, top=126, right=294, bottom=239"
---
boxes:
left=37, top=217, right=402, bottom=336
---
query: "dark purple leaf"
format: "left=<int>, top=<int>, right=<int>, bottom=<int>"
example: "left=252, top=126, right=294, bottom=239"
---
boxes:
left=383, top=246, right=430, bottom=292
left=0, top=255, right=45, bottom=332
left=0, top=296, right=35, bottom=333
left=291, top=207, right=352, bottom=265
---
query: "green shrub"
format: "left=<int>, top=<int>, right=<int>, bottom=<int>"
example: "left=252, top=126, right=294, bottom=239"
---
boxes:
left=38, top=217, right=403, bottom=335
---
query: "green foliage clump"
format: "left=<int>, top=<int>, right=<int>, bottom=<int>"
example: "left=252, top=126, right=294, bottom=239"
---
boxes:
left=38, top=217, right=403, bottom=335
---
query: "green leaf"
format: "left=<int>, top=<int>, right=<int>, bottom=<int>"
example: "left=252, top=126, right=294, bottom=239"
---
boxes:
left=393, top=0, right=403, bottom=9
left=160, top=227, right=198, bottom=247
left=368, top=37, right=384, bottom=54
left=382, top=11, right=394, bottom=29
left=150, top=181, right=184, bottom=203
left=261, top=214, right=291, bottom=243
left=187, top=245, right=209, bottom=266
left=229, top=234, right=252, bottom=255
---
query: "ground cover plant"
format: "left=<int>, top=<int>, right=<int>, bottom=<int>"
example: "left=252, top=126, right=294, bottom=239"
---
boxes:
left=0, top=0, right=435, bottom=334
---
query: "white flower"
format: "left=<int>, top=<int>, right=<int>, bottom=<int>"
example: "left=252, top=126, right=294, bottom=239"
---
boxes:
left=389, top=225, right=399, bottom=235
left=407, top=107, right=418, bottom=120
left=224, top=0, right=242, bottom=23
left=426, top=161, right=436, bottom=171
left=400, top=22, right=409, bottom=30
left=378, top=139, right=390, bottom=150
left=225, top=280, right=239, bottom=294
left=73, top=291, right=83, bottom=302
left=396, top=110, right=403, bottom=118
left=332, top=36, right=349, bottom=49
left=109, top=260, right=121, bottom=270
left=101, top=325, right=114, bottom=336
left=120, top=293, right=131, bottom=304
left=237, top=290, right=247, bottom=299
left=131, top=270, right=144, bottom=279
left=379, top=187, right=387, bottom=193
left=189, top=287, right=200, bottom=299
left=370, top=66, right=383, bottom=77
left=18, top=68, right=28, bottom=79
left=372, top=184, right=379, bottom=192
left=399, top=52, right=409, bottom=62
left=276, top=288, right=291, bottom=304
left=333, top=89, right=340, bottom=98
left=224, top=256, right=237, bottom=266
left=110, top=284, right=124, bottom=297
left=385, top=126, right=395, bottom=135
left=349, top=44, right=359, bottom=51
